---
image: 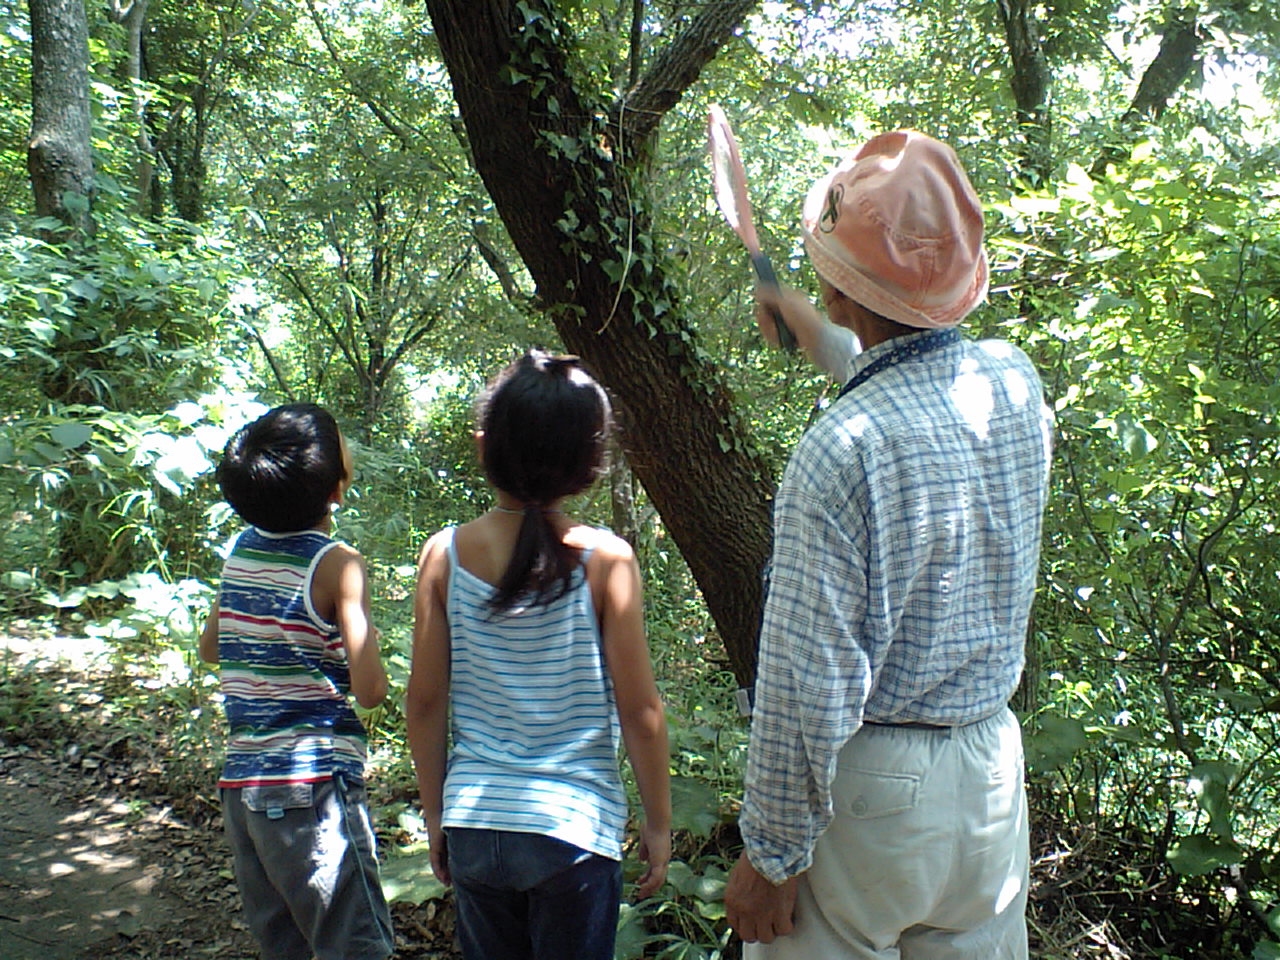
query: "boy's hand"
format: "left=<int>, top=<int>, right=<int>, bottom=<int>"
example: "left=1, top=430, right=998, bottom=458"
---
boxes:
left=632, top=820, right=671, bottom=900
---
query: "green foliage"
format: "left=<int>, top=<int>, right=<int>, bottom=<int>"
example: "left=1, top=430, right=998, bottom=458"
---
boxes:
left=3, top=0, right=1279, bottom=955
left=0, top=216, right=222, bottom=405
left=0, top=656, right=65, bottom=741
left=616, top=857, right=734, bottom=959
left=1005, top=133, right=1280, bottom=942
left=0, top=390, right=260, bottom=595
left=0, top=0, right=29, bottom=212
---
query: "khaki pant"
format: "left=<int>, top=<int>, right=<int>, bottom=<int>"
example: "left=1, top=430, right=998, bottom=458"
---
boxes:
left=747, top=709, right=1029, bottom=960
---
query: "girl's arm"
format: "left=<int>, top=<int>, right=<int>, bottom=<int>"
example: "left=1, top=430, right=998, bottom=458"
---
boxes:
left=596, top=535, right=671, bottom=899
left=319, top=545, right=388, bottom=709
left=406, top=530, right=453, bottom=885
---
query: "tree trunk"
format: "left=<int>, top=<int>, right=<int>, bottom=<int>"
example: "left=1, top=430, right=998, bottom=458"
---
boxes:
left=424, top=0, right=774, bottom=686
left=109, top=0, right=154, bottom=214
left=608, top=449, right=639, bottom=549
left=27, top=0, right=94, bottom=233
left=166, top=96, right=208, bottom=222
left=994, top=0, right=1052, bottom=186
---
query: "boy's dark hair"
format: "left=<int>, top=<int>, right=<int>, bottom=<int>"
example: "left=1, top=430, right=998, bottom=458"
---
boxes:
left=217, top=403, right=347, bottom=533
left=480, top=350, right=611, bottom=612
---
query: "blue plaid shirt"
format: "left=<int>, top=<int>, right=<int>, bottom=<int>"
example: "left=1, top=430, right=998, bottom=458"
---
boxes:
left=740, top=330, right=1053, bottom=884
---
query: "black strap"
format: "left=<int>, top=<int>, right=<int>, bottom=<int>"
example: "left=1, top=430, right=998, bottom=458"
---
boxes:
left=836, top=328, right=961, bottom=400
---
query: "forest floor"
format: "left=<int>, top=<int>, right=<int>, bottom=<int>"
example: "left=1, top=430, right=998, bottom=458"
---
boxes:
left=0, top=628, right=456, bottom=960
left=0, top=625, right=1219, bottom=960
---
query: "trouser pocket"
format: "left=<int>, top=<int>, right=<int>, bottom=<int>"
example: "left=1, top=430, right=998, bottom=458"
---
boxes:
left=241, top=782, right=314, bottom=820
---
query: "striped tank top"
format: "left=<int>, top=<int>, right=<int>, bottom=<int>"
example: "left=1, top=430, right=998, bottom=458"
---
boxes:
left=215, top=527, right=367, bottom=788
left=441, top=527, right=627, bottom=860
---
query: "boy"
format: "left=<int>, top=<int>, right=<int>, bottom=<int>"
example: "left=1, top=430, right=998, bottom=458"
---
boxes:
left=199, top=403, right=394, bottom=960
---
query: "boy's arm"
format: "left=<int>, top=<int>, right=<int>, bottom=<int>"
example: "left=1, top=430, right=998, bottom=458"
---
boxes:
left=320, top=545, right=388, bottom=709
left=596, top=536, right=671, bottom=900
left=197, top=594, right=220, bottom=664
left=756, top=284, right=859, bottom=381
left=405, top=531, right=453, bottom=885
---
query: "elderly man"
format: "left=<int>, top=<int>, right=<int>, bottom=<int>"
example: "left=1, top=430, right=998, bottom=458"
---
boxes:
left=725, top=131, right=1053, bottom=959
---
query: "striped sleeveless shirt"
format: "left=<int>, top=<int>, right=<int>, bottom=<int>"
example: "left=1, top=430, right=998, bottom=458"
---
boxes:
left=441, top=527, right=627, bottom=860
left=215, top=527, right=367, bottom=788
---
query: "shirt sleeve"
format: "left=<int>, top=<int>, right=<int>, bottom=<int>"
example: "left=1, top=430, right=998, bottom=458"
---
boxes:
left=812, top=322, right=860, bottom=382
left=739, top=446, right=872, bottom=884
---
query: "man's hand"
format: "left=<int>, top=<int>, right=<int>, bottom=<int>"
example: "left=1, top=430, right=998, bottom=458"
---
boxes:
left=725, top=849, right=800, bottom=944
left=754, top=285, right=859, bottom=380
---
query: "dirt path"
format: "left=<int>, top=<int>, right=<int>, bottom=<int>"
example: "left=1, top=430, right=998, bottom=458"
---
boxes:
left=0, top=631, right=454, bottom=959
left=0, top=633, right=255, bottom=959
left=0, top=749, right=252, bottom=959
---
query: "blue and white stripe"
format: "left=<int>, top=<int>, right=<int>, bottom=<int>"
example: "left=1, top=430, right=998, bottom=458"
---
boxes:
left=441, top=528, right=627, bottom=860
left=741, top=332, right=1053, bottom=884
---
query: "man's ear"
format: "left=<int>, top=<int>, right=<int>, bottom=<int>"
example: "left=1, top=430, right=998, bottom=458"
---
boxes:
left=473, top=430, right=485, bottom=461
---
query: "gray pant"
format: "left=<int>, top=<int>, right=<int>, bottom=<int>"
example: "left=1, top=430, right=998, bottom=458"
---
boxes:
left=747, top=709, right=1029, bottom=960
left=221, top=775, right=394, bottom=960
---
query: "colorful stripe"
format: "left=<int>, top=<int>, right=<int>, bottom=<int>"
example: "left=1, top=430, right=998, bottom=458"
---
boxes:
left=216, top=527, right=366, bottom=788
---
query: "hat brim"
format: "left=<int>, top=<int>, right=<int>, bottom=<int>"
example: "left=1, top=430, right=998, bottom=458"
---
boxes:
left=804, top=230, right=988, bottom=329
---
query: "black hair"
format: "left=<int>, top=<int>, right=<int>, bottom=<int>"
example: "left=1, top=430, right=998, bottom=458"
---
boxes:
left=480, top=350, right=611, bottom=613
left=216, top=403, right=348, bottom=533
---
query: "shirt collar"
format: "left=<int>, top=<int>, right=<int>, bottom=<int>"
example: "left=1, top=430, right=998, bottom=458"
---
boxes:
left=847, top=328, right=948, bottom=379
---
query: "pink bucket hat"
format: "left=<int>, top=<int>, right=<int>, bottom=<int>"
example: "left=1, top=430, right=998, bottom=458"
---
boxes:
left=802, top=131, right=988, bottom=329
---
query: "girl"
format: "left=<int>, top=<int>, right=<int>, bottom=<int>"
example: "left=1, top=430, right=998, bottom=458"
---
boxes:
left=406, top=350, right=671, bottom=960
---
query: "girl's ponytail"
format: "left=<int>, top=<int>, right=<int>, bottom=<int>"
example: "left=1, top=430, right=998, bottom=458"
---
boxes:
left=480, top=351, right=611, bottom=613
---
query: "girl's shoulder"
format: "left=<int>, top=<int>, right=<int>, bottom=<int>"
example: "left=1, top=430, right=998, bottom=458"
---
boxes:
left=566, top=523, right=633, bottom=560
left=419, top=524, right=458, bottom=560
left=573, top=526, right=638, bottom=597
left=416, top=525, right=457, bottom=583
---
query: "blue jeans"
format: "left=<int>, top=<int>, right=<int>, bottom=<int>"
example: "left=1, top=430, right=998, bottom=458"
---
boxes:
left=446, top=827, right=622, bottom=960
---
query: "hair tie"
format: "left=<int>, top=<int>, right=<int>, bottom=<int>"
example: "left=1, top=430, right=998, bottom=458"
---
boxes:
left=544, top=354, right=581, bottom=376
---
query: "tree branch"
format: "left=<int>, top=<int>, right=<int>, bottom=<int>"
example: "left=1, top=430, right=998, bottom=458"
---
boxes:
left=1091, top=10, right=1202, bottom=176
left=277, top=264, right=368, bottom=388
left=384, top=254, right=471, bottom=371
left=301, top=0, right=418, bottom=149
left=615, top=0, right=758, bottom=142
left=627, top=0, right=644, bottom=89
left=233, top=311, right=295, bottom=400
left=472, top=221, right=528, bottom=304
